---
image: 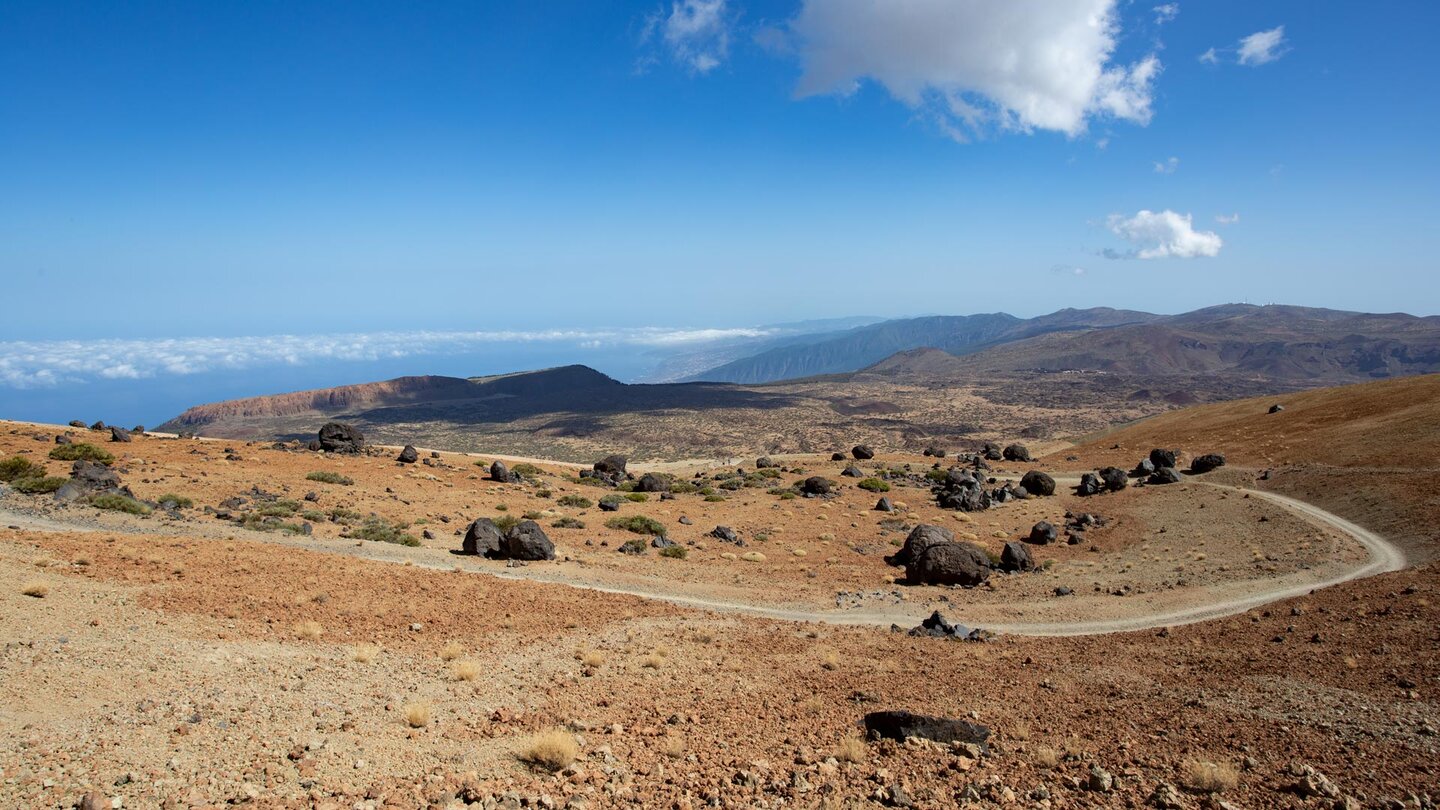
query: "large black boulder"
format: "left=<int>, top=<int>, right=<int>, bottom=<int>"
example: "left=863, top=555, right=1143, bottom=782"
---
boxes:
left=863, top=710, right=990, bottom=749
left=852, top=445, right=875, bottom=460
left=840, top=465, right=864, bottom=478
left=1099, top=466, right=1128, bottom=491
left=1002, top=443, right=1031, bottom=462
left=636, top=473, right=670, bottom=493
left=1027, top=521, right=1057, bottom=545
left=1076, top=472, right=1104, bottom=497
left=462, top=518, right=504, bottom=557
left=1190, top=453, right=1226, bottom=474
left=490, top=460, right=516, bottom=483
left=886, top=524, right=954, bottom=567
left=594, top=455, right=628, bottom=478
left=935, top=470, right=991, bottom=512
left=1148, top=448, right=1177, bottom=470
left=906, top=542, right=992, bottom=587
left=397, top=445, right=419, bottom=464
left=981, top=442, right=1003, bottom=461
left=54, top=459, right=126, bottom=503
left=317, top=422, right=365, bottom=454
left=503, top=520, right=555, bottom=561
left=109, top=426, right=132, bottom=443
left=800, top=476, right=833, bottom=497
left=999, top=541, right=1034, bottom=572
left=709, top=525, right=741, bottom=544
left=1019, top=471, right=1055, bottom=496
left=756, top=456, right=777, bottom=468
left=1148, top=467, right=1184, bottom=485
left=1131, top=457, right=1156, bottom=478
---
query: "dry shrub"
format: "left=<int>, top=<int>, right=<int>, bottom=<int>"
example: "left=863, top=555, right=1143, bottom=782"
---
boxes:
left=352, top=643, right=380, bottom=663
left=453, top=660, right=481, bottom=681
left=402, top=701, right=432, bottom=728
left=1182, top=759, right=1239, bottom=793
left=640, top=653, right=663, bottom=669
left=21, top=580, right=49, bottom=598
left=293, top=620, right=323, bottom=641
left=660, top=736, right=685, bottom=758
left=834, top=736, right=867, bottom=763
left=439, top=641, right=463, bottom=661
left=1031, top=745, right=1060, bottom=769
left=820, top=650, right=840, bottom=671
left=580, top=650, right=605, bottom=669
left=520, top=729, right=578, bottom=770
left=693, top=631, right=714, bottom=644
left=1010, top=721, right=1031, bottom=741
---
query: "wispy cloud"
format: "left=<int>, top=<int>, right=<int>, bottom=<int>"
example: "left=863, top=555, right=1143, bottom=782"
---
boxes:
left=1153, top=156, right=1179, bottom=174
left=1215, top=212, right=1240, bottom=225
left=642, top=0, right=732, bottom=74
left=787, top=0, right=1162, bottom=140
left=1202, top=25, right=1288, bottom=67
left=1153, top=4, right=1180, bottom=25
left=0, top=327, right=780, bottom=389
left=1103, top=209, right=1223, bottom=259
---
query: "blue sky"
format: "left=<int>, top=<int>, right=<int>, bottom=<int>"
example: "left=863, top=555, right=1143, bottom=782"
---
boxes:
left=1, top=0, right=1437, bottom=414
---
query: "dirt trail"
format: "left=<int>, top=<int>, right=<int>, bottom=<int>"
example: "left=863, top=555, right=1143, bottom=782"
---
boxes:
left=0, top=479, right=1404, bottom=637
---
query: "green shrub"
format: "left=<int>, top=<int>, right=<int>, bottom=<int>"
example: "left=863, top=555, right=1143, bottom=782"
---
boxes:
left=305, top=471, right=354, bottom=486
left=254, top=500, right=301, bottom=517
left=605, top=515, right=665, bottom=535
left=552, top=516, right=585, bottom=529
left=495, top=503, right=508, bottom=511
left=618, top=538, right=648, bottom=554
left=557, top=494, right=593, bottom=508
left=698, top=486, right=716, bottom=496
left=753, top=532, right=770, bottom=542
left=704, top=494, right=726, bottom=502
left=522, top=510, right=544, bottom=520
left=616, top=480, right=637, bottom=492
left=718, top=478, right=744, bottom=491
left=157, top=493, right=193, bottom=509
left=492, top=514, right=522, bottom=533
left=668, top=481, right=698, bottom=494
left=11, top=476, right=67, bottom=494
left=925, top=468, right=949, bottom=482
left=0, top=456, right=46, bottom=482
left=512, top=462, right=542, bottom=477
left=536, top=488, right=552, bottom=498
left=88, top=493, right=151, bottom=515
left=660, top=545, right=688, bottom=559
left=857, top=478, right=891, bottom=492
left=778, top=491, right=797, bottom=500
left=344, top=516, right=419, bottom=546
left=624, top=492, right=648, bottom=503
left=49, top=444, right=114, bottom=465
left=300, top=509, right=327, bottom=522
left=599, top=494, right=623, bottom=509
left=328, top=507, right=362, bottom=523
left=239, top=514, right=307, bottom=535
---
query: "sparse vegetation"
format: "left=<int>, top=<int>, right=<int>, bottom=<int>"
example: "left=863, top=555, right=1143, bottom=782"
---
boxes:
left=352, top=643, right=380, bottom=663
left=343, top=516, right=419, bottom=546
left=453, top=660, right=481, bottom=681
left=49, top=444, right=114, bottom=465
left=402, top=701, right=432, bottom=728
left=551, top=516, right=585, bottom=529
left=1031, top=745, right=1060, bottom=769
left=10, top=476, right=67, bottom=494
left=1181, top=759, right=1239, bottom=793
left=21, top=580, right=49, bottom=598
left=520, top=729, right=578, bottom=770
left=580, top=650, right=605, bottom=668
left=556, top=494, right=593, bottom=508
left=606, top=515, right=666, bottom=535
left=623, top=492, right=648, bottom=502
left=857, top=477, right=891, bottom=492
left=88, top=493, right=152, bottom=515
left=305, top=470, right=354, bottom=486
left=834, top=736, right=867, bottom=763
left=704, top=494, right=726, bottom=502
left=293, top=620, right=323, bottom=641
left=660, top=545, right=688, bottom=559
left=598, top=494, right=623, bottom=509
left=0, top=456, right=46, bottom=482
left=511, top=462, right=542, bottom=477
left=156, top=493, right=193, bottom=509
left=439, top=641, right=463, bottom=661
left=491, top=514, right=522, bottom=533
left=618, top=538, right=648, bottom=554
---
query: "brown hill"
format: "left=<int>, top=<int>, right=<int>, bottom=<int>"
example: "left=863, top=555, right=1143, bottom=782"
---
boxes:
left=1057, top=373, right=1440, bottom=561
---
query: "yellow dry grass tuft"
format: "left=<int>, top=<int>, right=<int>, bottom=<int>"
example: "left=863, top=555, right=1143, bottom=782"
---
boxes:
left=820, top=650, right=840, bottom=671
left=1181, top=759, right=1239, bottom=793
left=352, top=643, right=380, bottom=663
left=293, top=620, right=323, bottom=641
left=660, top=736, right=685, bottom=758
left=402, top=701, right=432, bottom=728
left=21, top=580, right=49, bottom=598
left=834, top=736, right=867, bottom=763
left=453, top=660, right=481, bottom=681
left=640, top=653, right=664, bottom=669
left=439, top=641, right=463, bottom=661
left=1032, top=745, right=1060, bottom=769
left=580, top=650, right=605, bottom=669
left=520, top=729, right=578, bottom=771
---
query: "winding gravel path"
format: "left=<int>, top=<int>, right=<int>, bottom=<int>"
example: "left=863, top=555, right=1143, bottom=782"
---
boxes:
left=0, top=479, right=1406, bottom=637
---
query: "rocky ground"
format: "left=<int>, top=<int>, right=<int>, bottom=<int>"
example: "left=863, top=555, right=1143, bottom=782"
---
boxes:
left=0, top=410, right=1436, bottom=808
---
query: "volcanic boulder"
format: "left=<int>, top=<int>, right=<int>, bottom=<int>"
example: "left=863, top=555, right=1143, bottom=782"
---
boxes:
left=462, top=518, right=504, bottom=557
left=317, top=422, right=364, bottom=454
left=1019, top=471, right=1055, bottom=496
left=852, top=445, right=875, bottom=460
left=906, top=542, right=992, bottom=587
left=1149, top=467, right=1184, bottom=485
left=636, top=473, right=670, bottom=493
left=503, top=520, right=555, bottom=561
left=999, top=541, right=1034, bottom=572
left=1027, top=521, right=1057, bottom=545
left=862, top=711, right=990, bottom=749
left=886, top=524, right=954, bottom=567
left=109, top=426, right=132, bottom=443
left=981, top=443, right=1003, bottom=461
left=1149, top=448, right=1178, bottom=470
left=397, top=445, right=419, bottom=464
left=840, top=466, right=864, bottom=478
left=1190, top=453, right=1226, bottom=474
left=1076, top=472, right=1103, bottom=497
left=490, top=460, right=517, bottom=483
left=1098, top=466, right=1128, bottom=491
left=1002, top=443, right=1031, bottom=462
left=935, top=469, right=990, bottom=512
left=800, top=476, right=833, bottom=497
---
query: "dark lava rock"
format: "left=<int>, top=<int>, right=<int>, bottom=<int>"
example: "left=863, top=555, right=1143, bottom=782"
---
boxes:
left=863, top=710, right=990, bottom=749
left=650, top=536, right=677, bottom=549
left=55, top=434, right=72, bottom=445
left=709, top=525, right=741, bottom=544
left=999, top=541, right=1034, bottom=572
left=907, top=611, right=988, bottom=641
left=109, top=426, right=132, bottom=443
left=317, top=423, right=364, bottom=454
left=840, top=466, right=864, bottom=478
left=1075, top=472, right=1104, bottom=497
left=1027, top=521, right=1057, bottom=545
left=636, top=473, right=670, bottom=493
left=1019, top=470, right=1055, bottom=496
left=1148, top=448, right=1177, bottom=470
left=462, top=518, right=504, bottom=557
left=906, top=542, right=992, bottom=587
left=68, top=420, right=87, bottom=429
left=490, top=460, right=516, bottom=483
left=830, top=452, right=846, bottom=461
left=54, top=460, right=126, bottom=502
left=1189, top=453, right=1226, bottom=474
left=397, top=445, right=419, bottom=464
left=1131, top=457, right=1156, bottom=478
left=1148, top=467, right=1184, bottom=485
left=1099, top=466, right=1128, bottom=491
left=598, top=497, right=621, bottom=512
left=800, top=476, right=833, bottom=497
left=874, top=497, right=894, bottom=512
left=1269, top=404, right=1285, bottom=414
left=1002, top=443, right=1031, bottom=462
left=981, top=442, right=1003, bottom=461
left=503, top=520, right=555, bottom=561
left=852, top=445, right=876, bottom=460
left=593, top=455, right=628, bottom=478
left=756, top=456, right=777, bottom=468
left=886, top=524, right=954, bottom=567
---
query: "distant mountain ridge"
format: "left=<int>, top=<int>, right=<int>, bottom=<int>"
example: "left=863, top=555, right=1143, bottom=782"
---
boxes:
left=688, top=307, right=1160, bottom=383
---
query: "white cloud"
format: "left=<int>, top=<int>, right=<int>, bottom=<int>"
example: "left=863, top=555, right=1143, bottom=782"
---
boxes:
left=1215, top=213, right=1240, bottom=225
left=646, top=0, right=731, bottom=74
left=1238, top=26, right=1287, bottom=66
left=1153, top=156, right=1179, bottom=174
left=788, top=0, right=1162, bottom=139
left=0, top=327, right=783, bottom=389
left=1103, top=209, right=1223, bottom=259
left=1198, top=47, right=1219, bottom=65
left=1153, top=4, right=1180, bottom=25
